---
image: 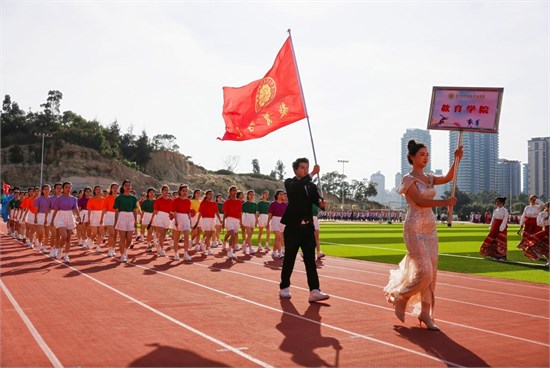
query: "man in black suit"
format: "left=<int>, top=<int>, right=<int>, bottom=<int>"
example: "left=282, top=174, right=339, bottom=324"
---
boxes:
left=279, top=157, right=329, bottom=302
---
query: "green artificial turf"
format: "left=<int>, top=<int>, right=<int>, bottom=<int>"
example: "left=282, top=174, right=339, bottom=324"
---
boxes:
left=317, top=222, right=549, bottom=284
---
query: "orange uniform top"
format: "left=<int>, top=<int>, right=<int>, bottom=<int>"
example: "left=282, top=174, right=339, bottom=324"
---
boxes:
left=28, top=197, right=38, bottom=214
left=103, top=195, right=116, bottom=212
left=87, top=197, right=105, bottom=211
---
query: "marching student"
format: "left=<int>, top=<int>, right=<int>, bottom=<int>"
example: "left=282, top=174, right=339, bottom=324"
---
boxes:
left=50, top=182, right=81, bottom=263
left=139, top=188, right=156, bottom=250
left=195, top=189, right=222, bottom=256
left=8, top=188, right=21, bottom=239
left=19, top=188, right=32, bottom=244
left=172, top=184, right=192, bottom=261
left=518, top=201, right=549, bottom=264
left=480, top=197, right=509, bottom=261
left=48, top=183, right=63, bottom=258
left=101, top=183, right=119, bottom=257
left=33, top=184, right=51, bottom=252
left=237, top=191, right=245, bottom=249
left=241, top=190, right=258, bottom=255
left=190, top=189, right=202, bottom=251
left=256, top=190, right=271, bottom=253
left=150, top=185, right=173, bottom=257
left=24, top=187, right=39, bottom=248
left=87, top=185, right=105, bottom=253
left=222, top=186, right=242, bottom=260
left=517, top=195, right=544, bottom=241
left=268, top=190, right=287, bottom=260
left=214, top=194, right=224, bottom=247
left=78, top=186, right=92, bottom=248
left=114, top=179, right=138, bottom=262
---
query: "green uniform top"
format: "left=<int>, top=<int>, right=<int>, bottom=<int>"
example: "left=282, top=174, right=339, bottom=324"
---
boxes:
left=141, top=199, right=155, bottom=213
left=257, top=200, right=270, bottom=215
left=312, top=204, right=320, bottom=216
left=9, top=199, right=20, bottom=209
left=217, top=202, right=224, bottom=215
left=242, top=201, right=257, bottom=214
left=114, top=194, right=138, bottom=212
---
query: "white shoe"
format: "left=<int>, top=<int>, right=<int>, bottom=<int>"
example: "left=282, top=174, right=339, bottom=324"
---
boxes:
left=78, top=240, right=83, bottom=246
left=95, top=246, right=102, bottom=253
left=107, top=247, right=115, bottom=257
left=227, top=249, right=236, bottom=259
left=42, top=246, right=49, bottom=254
left=207, top=248, right=213, bottom=255
left=249, top=247, right=255, bottom=255
left=49, top=248, right=56, bottom=258
left=158, top=250, right=166, bottom=257
left=309, top=289, right=329, bottom=303
left=173, top=253, right=180, bottom=261
left=257, top=245, right=263, bottom=253
left=56, top=250, right=63, bottom=260
left=265, top=243, right=271, bottom=251
left=183, top=253, right=192, bottom=262
left=35, top=241, right=41, bottom=251
left=120, top=254, right=128, bottom=262
left=279, top=287, right=291, bottom=298
left=272, top=251, right=279, bottom=260
left=63, top=254, right=70, bottom=263
left=195, top=244, right=201, bottom=252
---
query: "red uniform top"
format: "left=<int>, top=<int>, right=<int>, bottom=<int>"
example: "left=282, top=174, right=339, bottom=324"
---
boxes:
left=103, top=195, right=116, bottom=212
left=28, top=198, right=38, bottom=214
left=198, top=201, right=218, bottom=218
left=222, top=198, right=242, bottom=219
left=154, top=197, right=174, bottom=213
left=173, top=197, right=191, bottom=214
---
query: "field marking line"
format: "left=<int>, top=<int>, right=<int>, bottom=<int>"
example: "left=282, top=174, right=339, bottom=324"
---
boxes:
left=0, top=279, right=64, bottom=368
left=196, top=258, right=549, bottom=347
left=320, top=257, right=549, bottom=291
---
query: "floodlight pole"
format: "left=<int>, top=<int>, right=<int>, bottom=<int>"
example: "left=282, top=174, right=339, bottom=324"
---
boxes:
left=34, top=132, right=52, bottom=187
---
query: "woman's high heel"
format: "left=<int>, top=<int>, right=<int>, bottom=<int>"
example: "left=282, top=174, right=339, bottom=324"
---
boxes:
left=418, top=315, right=440, bottom=331
left=394, top=297, right=407, bottom=322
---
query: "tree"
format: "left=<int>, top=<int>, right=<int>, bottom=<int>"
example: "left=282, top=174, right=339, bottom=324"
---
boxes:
left=252, top=159, right=260, bottom=174
left=223, top=155, right=240, bottom=172
left=9, top=145, right=24, bottom=163
left=320, top=171, right=346, bottom=197
left=152, top=134, right=179, bottom=152
left=442, top=188, right=471, bottom=215
left=269, top=170, right=277, bottom=179
left=275, top=160, right=286, bottom=180
left=134, top=130, right=152, bottom=167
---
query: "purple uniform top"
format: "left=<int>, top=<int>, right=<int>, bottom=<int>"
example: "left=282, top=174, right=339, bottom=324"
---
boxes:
left=49, top=195, right=60, bottom=210
left=78, top=196, right=89, bottom=210
left=268, top=201, right=287, bottom=217
left=34, top=196, right=50, bottom=214
left=53, top=195, right=78, bottom=211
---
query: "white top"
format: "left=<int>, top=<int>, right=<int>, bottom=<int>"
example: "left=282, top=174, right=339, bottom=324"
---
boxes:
left=520, top=200, right=545, bottom=225
left=491, top=207, right=509, bottom=232
left=536, top=211, right=549, bottom=228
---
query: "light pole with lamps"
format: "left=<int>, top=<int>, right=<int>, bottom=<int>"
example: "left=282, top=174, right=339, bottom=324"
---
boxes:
left=337, top=159, right=349, bottom=210
left=34, top=132, right=52, bottom=187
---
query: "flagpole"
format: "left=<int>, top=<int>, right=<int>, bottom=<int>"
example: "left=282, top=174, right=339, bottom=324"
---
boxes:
left=287, top=29, right=323, bottom=195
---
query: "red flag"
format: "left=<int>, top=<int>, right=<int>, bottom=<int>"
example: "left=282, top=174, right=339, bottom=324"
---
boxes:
left=219, top=37, right=307, bottom=141
left=2, top=182, right=10, bottom=194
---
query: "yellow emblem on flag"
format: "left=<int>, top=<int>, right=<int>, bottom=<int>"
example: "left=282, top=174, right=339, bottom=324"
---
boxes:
left=255, top=77, right=276, bottom=112
left=263, top=112, right=272, bottom=126
left=279, top=103, right=289, bottom=118
left=247, top=121, right=256, bottom=132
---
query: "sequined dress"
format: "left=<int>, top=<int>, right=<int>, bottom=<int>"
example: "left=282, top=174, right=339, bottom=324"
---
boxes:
left=384, top=173, right=438, bottom=317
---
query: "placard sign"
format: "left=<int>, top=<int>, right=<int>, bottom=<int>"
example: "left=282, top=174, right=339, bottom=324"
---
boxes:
left=427, top=87, right=503, bottom=133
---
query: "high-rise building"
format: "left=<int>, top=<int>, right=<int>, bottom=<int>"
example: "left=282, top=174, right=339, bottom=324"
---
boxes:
left=496, top=159, right=521, bottom=198
left=394, top=172, right=402, bottom=189
left=433, top=169, right=447, bottom=199
left=401, top=129, right=431, bottom=178
left=528, top=137, right=550, bottom=199
left=522, top=163, right=529, bottom=195
left=370, top=171, right=385, bottom=203
left=449, top=131, right=499, bottom=194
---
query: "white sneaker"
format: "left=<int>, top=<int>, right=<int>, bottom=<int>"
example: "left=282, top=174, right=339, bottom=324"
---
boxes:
left=257, top=245, right=263, bottom=253
left=265, top=243, right=271, bottom=251
left=35, top=241, right=41, bottom=251
left=272, top=251, right=279, bottom=260
left=56, top=250, right=63, bottom=260
left=183, top=253, right=192, bottom=262
left=244, top=248, right=250, bottom=255
left=63, top=254, right=70, bottom=263
left=309, top=289, right=329, bottom=303
left=227, top=249, right=236, bottom=259
left=107, top=247, right=115, bottom=257
left=279, top=287, right=291, bottom=298
left=78, top=240, right=83, bottom=246
left=207, top=248, right=213, bottom=255
left=49, top=248, right=56, bottom=258
left=249, top=247, right=255, bottom=255
left=120, top=254, right=127, bottom=262
left=194, top=244, right=201, bottom=252
left=42, top=246, right=49, bottom=254
left=95, top=246, right=102, bottom=253
left=158, top=250, right=166, bottom=257
left=173, top=253, right=180, bottom=261
left=317, top=252, right=326, bottom=260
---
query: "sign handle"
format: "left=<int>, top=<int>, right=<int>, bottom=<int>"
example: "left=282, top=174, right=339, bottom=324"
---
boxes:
left=447, top=130, right=463, bottom=227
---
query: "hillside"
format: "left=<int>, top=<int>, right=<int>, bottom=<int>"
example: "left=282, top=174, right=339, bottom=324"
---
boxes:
left=0, top=140, right=283, bottom=196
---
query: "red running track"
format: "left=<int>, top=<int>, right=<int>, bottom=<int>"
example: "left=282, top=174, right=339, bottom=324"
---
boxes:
left=1, top=225, right=548, bottom=367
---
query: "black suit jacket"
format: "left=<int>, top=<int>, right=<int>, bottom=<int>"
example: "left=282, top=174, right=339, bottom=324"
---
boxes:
left=280, top=175, right=324, bottom=227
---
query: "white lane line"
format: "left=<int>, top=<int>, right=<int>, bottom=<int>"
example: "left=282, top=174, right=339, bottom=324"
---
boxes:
left=125, top=262, right=464, bottom=367
left=195, top=259, right=549, bottom=347
left=48, top=260, right=273, bottom=368
left=0, top=279, right=63, bottom=368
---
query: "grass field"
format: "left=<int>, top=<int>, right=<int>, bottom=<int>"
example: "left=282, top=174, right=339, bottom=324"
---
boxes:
left=313, top=222, right=549, bottom=284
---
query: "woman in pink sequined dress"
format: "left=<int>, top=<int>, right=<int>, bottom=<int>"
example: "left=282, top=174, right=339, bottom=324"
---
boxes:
left=384, top=140, right=463, bottom=331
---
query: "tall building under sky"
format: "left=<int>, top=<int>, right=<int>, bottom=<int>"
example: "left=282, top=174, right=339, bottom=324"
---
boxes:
left=449, top=131, right=499, bottom=194
left=522, top=163, right=529, bottom=195
left=496, top=159, right=521, bottom=198
left=528, top=137, right=550, bottom=199
left=370, top=171, right=386, bottom=203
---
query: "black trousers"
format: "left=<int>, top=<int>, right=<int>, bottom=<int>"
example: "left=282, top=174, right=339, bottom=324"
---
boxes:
left=280, top=224, right=320, bottom=291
